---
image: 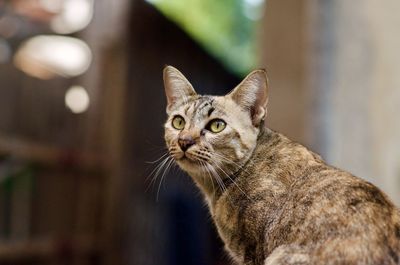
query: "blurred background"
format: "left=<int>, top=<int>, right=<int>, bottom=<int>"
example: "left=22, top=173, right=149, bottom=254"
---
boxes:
left=0, top=0, right=399, bottom=264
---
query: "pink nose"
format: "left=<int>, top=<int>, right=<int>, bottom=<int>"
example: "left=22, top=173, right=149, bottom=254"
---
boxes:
left=178, top=135, right=195, bottom=151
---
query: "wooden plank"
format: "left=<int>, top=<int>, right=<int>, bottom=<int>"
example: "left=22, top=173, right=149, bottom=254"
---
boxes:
left=0, top=135, right=108, bottom=172
left=0, top=235, right=98, bottom=261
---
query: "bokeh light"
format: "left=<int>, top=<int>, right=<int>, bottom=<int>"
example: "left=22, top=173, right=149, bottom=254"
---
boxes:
left=50, top=0, right=94, bottom=34
left=14, top=35, right=92, bottom=79
left=65, top=85, right=90, bottom=114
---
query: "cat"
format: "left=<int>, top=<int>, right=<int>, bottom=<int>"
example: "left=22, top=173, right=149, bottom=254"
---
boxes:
left=162, top=65, right=400, bottom=265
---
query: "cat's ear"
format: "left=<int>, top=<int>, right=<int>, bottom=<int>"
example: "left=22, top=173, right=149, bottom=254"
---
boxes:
left=228, top=69, right=269, bottom=127
left=163, top=66, right=197, bottom=114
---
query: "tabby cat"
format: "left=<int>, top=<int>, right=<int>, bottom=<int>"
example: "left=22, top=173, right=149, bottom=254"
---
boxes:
left=162, top=66, right=400, bottom=265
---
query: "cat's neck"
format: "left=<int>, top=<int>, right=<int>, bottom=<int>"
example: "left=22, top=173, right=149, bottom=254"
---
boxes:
left=192, top=127, right=321, bottom=208
left=190, top=127, right=277, bottom=205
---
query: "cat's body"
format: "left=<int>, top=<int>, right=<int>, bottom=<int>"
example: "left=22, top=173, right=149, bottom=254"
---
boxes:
left=162, top=66, right=400, bottom=265
left=212, top=128, right=400, bottom=265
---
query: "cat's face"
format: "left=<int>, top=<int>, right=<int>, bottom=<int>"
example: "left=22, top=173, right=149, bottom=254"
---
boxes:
left=163, top=66, right=269, bottom=180
left=164, top=95, right=258, bottom=176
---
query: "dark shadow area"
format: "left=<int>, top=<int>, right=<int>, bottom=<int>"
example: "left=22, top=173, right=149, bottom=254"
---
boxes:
left=121, top=2, right=240, bottom=265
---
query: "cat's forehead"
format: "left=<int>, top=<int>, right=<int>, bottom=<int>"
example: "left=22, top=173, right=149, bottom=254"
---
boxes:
left=179, top=96, right=225, bottom=118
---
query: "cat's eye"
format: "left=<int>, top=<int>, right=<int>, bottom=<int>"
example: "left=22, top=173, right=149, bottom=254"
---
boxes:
left=207, top=119, right=226, bottom=133
left=172, top=115, right=185, bottom=130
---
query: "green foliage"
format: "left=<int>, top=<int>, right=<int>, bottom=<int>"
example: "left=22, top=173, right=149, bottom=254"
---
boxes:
left=149, top=0, right=263, bottom=76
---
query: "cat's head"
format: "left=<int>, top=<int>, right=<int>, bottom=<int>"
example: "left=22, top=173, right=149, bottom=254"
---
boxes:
left=163, top=66, right=269, bottom=178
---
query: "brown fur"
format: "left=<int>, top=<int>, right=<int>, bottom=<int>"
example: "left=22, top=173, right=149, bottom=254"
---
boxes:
left=163, top=66, right=400, bottom=265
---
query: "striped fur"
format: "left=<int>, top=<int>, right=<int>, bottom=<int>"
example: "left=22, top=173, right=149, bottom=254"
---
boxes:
left=163, top=66, right=400, bottom=265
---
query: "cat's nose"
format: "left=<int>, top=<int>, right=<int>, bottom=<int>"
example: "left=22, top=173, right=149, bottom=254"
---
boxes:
left=178, top=135, right=195, bottom=152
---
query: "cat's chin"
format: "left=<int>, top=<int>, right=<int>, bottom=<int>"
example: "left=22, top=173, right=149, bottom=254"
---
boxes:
left=175, top=156, right=202, bottom=174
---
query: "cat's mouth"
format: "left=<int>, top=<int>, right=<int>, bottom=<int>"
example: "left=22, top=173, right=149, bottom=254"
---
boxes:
left=178, top=153, right=194, bottom=162
left=171, top=148, right=208, bottom=167
left=171, top=151, right=189, bottom=162
left=177, top=152, right=201, bottom=165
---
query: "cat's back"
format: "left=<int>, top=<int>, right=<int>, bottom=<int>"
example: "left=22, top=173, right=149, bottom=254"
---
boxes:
left=254, top=129, right=400, bottom=264
left=213, top=129, right=400, bottom=264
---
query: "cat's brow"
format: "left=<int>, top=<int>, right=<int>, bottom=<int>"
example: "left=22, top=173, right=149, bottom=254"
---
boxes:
left=184, top=104, right=190, bottom=115
left=195, top=97, right=214, bottom=112
left=184, top=101, right=196, bottom=116
left=195, top=97, right=214, bottom=110
left=183, top=97, right=225, bottom=127
left=207, top=107, right=215, bottom=117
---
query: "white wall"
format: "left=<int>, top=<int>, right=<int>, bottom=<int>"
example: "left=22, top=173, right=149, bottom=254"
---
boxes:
left=308, top=0, right=400, bottom=204
left=261, top=0, right=400, bottom=205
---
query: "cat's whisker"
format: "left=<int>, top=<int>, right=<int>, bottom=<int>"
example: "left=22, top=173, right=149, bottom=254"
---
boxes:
left=146, top=155, right=170, bottom=183
left=145, top=152, right=170, bottom=164
left=190, top=152, right=211, bottom=162
left=146, top=155, right=173, bottom=193
left=212, top=152, right=254, bottom=175
left=212, top=160, right=252, bottom=201
left=191, top=156, right=216, bottom=193
left=207, top=162, right=233, bottom=203
left=212, top=152, right=246, bottom=166
left=215, top=172, right=234, bottom=204
left=156, top=156, right=175, bottom=201
left=198, top=160, right=216, bottom=196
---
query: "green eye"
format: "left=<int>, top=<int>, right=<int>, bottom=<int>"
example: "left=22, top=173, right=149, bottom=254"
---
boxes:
left=172, top=115, right=185, bottom=130
left=207, top=119, right=226, bottom=133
